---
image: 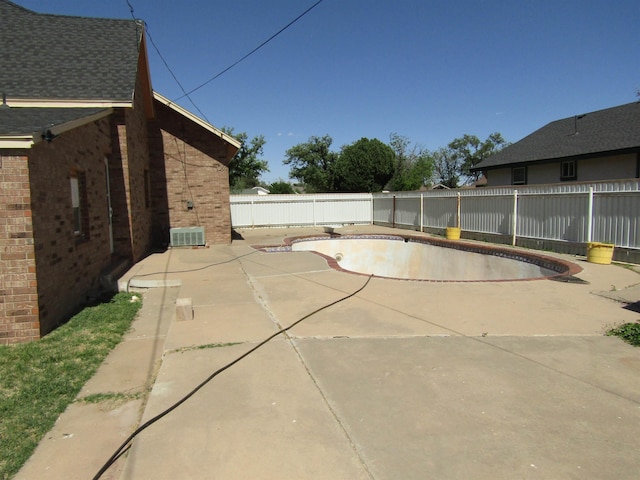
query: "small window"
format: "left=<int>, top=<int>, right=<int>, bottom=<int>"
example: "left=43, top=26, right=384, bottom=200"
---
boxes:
left=561, top=160, right=577, bottom=181
left=512, top=166, right=527, bottom=185
left=70, top=171, right=89, bottom=239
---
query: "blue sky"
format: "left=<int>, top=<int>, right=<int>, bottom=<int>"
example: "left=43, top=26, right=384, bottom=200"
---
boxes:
left=16, top=0, right=640, bottom=183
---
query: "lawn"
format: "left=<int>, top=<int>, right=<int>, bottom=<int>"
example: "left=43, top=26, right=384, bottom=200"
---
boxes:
left=0, top=293, right=142, bottom=480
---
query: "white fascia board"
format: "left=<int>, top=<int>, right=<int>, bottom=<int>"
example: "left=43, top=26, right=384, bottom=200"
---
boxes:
left=45, top=108, right=114, bottom=137
left=0, top=136, right=35, bottom=149
left=0, top=108, right=114, bottom=149
left=7, top=99, right=132, bottom=108
left=152, top=92, right=242, bottom=149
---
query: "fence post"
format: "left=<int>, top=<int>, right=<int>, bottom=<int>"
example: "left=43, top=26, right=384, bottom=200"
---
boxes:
left=456, top=192, right=461, bottom=229
left=392, top=195, right=396, bottom=228
left=512, top=189, right=518, bottom=246
left=313, top=197, right=316, bottom=226
left=587, top=186, right=594, bottom=243
left=420, top=194, right=424, bottom=232
left=370, top=194, right=374, bottom=225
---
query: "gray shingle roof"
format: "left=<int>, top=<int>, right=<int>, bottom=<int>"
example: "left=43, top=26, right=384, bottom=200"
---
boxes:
left=473, top=102, right=640, bottom=171
left=0, top=106, right=108, bottom=137
left=0, top=0, right=142, bottom=102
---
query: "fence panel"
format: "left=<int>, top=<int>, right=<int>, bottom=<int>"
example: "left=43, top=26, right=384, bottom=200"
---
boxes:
left=593, top=192, right=640, bottom=247
left=517, top=192, right=589, bottom=242
left=423, top=196, right=458, bottom=229
left=230, top=193, right=373, bottom=228
left=461, top=193, right=513, bottom=235
left=230, top=181, right=640, bottom=250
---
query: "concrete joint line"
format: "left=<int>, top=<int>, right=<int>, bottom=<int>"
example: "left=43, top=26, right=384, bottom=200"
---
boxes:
left=239, top=263, right=375, bottom=479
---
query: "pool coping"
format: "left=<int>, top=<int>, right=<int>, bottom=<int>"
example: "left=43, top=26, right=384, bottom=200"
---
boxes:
left=253, top=232, right=583, bottom=283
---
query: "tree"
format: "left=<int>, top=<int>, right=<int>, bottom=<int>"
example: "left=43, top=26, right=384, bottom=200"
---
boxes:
left=268, top=180, right=295, bottom=194
left=221, top=127, right=269, bottom=188
left=448, top=132, right=509, bottom=183
left=432, top=147, right=460, bottom=188
left=283, top=135, right=337, bottom=193
left=388, top=133, right=434, bottom=191
left=333, top=137, right=396, bottom=192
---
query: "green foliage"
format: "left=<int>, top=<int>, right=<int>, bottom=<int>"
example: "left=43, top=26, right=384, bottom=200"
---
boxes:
left=388, top=133, right=434, bottom=191
left=334, top=137, right=395, bottom=192
left=0, top=293, right=141, bottom=479
left=222, top=127, right=269, bottom=188
left=432, top=132, right=509, bottom=188
left=448, top=132, right=509, bottom=183
left=606, top=321, right=640, bottom=346
left=284, top=135, right=337, bottom=193
left=268, top=180, right=295, bottom=194
left=432, top=147, right=460, bottom=188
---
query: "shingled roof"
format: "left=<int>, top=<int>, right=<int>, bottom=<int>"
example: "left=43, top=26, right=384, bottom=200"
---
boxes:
left=473, top=102, right=640, bottom=171
left=0, top=0, right=142, bottom=103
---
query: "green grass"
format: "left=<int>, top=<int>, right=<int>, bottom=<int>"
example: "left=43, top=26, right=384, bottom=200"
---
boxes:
left=0, top=292, right=142, bottom=480
left=606, top=320, right=640, bottom=347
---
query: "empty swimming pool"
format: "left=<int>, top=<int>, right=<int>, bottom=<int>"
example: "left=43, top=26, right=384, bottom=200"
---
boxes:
left=287, top=234, right=580, bottom=282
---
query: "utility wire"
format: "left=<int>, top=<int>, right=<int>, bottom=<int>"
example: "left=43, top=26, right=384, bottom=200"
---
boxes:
left=125, top=0, right=210, bottom=121
left=93, top=273, right=372, bottom=480
left=175, top=0, right=324, bottom=100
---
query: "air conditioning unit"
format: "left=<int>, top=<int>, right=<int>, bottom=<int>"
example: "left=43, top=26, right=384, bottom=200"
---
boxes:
left=170, top=227, right=205, bottom=247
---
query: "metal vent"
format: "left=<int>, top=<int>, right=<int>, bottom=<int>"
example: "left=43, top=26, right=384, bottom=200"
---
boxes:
left=170, top=227, right=205, bottom=247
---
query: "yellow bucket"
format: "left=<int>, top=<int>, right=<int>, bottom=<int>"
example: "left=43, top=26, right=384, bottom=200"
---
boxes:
left=586, top=242, right=614, bottom=265
left=445, top=227, right=461, bottom=240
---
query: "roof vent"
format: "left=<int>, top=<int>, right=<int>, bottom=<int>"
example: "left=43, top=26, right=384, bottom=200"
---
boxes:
left=170, top=227, right=205, bottom=247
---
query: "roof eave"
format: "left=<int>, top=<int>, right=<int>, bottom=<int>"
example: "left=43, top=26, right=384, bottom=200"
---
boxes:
left=0, top=136, right=36, bottom=149
left=6, top=99, right=132, bottom=108
left=0, top=108, right=114, bottom=149
left=152, top=91, right=242, bottom=150
left=137, top=29, right=155, bottom=119
left=472, top=146, right=640, bottom=172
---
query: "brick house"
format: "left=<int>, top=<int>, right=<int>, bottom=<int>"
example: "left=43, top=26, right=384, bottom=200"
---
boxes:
left=0, top=1, right=240, bottom=343
left=472, top=102, right=640, bottom=186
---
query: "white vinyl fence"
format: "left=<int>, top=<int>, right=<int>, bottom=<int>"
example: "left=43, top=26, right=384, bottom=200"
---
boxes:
left=230, top=193, right=373, bottom=228
left=373, top=180, right=640, bottom=249
left=230, top=180, right=640, bottom=251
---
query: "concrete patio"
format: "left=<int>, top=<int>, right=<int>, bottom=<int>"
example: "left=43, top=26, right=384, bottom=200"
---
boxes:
left=16, top=226, right=640, bottom=479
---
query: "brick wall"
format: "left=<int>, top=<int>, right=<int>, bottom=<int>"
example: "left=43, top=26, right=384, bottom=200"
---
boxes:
left=0, top=153, right=39, bottom=344
left=110, top=79, right=154, bottom=262
left=149, top=100, right=233, bottom=245
left=28, top=118, right=113, bottom=336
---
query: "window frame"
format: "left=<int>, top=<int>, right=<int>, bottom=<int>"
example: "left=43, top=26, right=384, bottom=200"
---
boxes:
left=511, top=166, right=527, bottom=185
left=70, top=170, right=89, bottom=241
left=560, top=160, right=577, bottom=181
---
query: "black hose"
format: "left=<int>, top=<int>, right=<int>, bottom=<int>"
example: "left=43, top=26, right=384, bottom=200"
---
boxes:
left=93, top=274, right=372, bottom=479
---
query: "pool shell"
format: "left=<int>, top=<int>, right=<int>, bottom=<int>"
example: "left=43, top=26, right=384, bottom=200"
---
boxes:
left=255, top=233, right=583, bottom=283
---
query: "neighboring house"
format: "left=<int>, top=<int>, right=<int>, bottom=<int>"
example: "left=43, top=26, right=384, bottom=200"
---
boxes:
left=0, top=1, right=240, bottom=343
left=472, top=102, right=640, bottom=186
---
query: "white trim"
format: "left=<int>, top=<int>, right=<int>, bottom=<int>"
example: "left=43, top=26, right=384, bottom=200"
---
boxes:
left=152, top=92, right=241, bottom=149
left=6, top=99, right=131, bottom=108
left=0, top=108, right=114, bottom=149
left=0, top=137, right=35, bottom=148
left=47, top=108, right=114, bottom=137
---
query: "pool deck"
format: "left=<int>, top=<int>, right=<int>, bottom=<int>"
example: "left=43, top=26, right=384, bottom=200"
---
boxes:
left=16, top=225, right=640, bottom=479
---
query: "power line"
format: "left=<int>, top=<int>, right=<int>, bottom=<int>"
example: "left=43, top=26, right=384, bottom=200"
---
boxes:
left=125, top=0, right=210, bottom=121
left=175, top=0, right=325, bottom=101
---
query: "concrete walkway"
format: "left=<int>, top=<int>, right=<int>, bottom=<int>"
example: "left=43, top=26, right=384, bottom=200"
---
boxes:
left=16, top=226, right=640, bottom=479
